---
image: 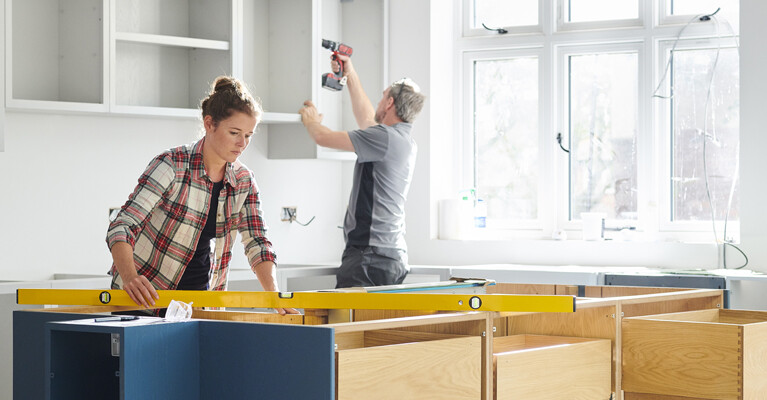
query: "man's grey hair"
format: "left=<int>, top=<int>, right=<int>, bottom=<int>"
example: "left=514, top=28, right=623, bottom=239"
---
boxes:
left=389, top=78, right=425, bottom=123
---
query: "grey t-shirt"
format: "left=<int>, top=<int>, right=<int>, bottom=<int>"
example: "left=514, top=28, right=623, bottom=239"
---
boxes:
left=345, top=123, right=417, bottom=250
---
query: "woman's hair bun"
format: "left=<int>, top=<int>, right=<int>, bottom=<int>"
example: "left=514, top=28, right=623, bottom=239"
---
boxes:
left=213, top=76, right=239, bottom=94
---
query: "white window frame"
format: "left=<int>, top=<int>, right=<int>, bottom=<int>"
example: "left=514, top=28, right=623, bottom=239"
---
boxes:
left=462, top=48, right=547, bottom=231
left=462, top=0, right=543, bottom=37
left=556, top=0, right=645, bottom=32
left=658, top=0, right=737, bottom=27
left=655, top=36, right=741, bottom=238
left=455, top=0, right=739, bottom=243
left=555, top=42, right=648, bottom=234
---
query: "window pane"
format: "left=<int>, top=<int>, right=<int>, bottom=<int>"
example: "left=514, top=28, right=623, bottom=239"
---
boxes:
left=669, top=0, right=739, bottom=32
left=474, top=57, right=538, bottom=220
left=569, top=53, right=638, bottom=221
left=474, top=0, right=537, bottom=28
left=671, top=47, right=739, bottom=222
left=568, top=0, right=638, bottom=22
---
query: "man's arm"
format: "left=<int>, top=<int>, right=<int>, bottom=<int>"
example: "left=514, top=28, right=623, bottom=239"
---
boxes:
left=335, top=55, right=377, bottom=129
left=299, top=100, right=355, bottom=151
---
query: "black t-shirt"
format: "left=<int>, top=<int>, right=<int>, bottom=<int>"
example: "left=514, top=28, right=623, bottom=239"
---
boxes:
left=177, top=180, right=224, bottom=290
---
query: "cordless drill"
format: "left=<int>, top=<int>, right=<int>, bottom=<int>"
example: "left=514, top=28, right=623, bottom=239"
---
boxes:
left=321, top=39, right=353, bottom=91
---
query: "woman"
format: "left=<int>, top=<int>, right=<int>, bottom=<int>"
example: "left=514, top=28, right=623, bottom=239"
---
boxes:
left=106, top=76, right=297, bottom=315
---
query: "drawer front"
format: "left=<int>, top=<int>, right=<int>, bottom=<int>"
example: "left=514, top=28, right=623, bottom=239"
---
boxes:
left=337, top=336, right=481, bottom=400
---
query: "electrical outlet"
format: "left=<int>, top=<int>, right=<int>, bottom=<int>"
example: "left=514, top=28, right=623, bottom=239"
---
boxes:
left=281, top=207, right=297, bottom=222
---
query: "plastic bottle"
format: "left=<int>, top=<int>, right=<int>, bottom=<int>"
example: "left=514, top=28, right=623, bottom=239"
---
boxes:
left=474, top=199, right=487, bottom=228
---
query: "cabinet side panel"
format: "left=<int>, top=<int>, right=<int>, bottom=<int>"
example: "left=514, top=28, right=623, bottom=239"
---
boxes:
left=198, top=321, right=335, bottom=399
left=13, top=311, right=95, bottom=400
left=58, top=0, right=103, bottom=103
left=267, top=0, right=312, bottom=113
left=243, top=0, right=270, bottom=109
left=12, top=0, right=60, bottom=101
left=743, top=323, right=767, bottom=397
left=122, top=323, right=201, bottom=400
left=622, top=319, right=742, bottom=398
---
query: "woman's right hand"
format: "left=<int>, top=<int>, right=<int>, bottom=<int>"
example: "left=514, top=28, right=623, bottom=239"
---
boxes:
left=122, top=273, right=159, bottom=307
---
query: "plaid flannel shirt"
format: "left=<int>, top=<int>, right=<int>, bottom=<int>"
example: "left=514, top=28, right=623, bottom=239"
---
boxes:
left=106, top=138, right=276, bottom=291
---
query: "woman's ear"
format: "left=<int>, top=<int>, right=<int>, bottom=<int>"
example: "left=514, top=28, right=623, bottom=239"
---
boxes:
left=203, top=115, right=215, bottom=134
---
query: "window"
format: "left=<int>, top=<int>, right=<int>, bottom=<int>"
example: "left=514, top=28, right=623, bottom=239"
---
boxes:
left=661, top=0, right=739, bottom=31
left=465, top=0, right=539, bottom=36
left=459, top=0, right=740, bottom=241
left=473, top=0, right=537, bottom=28
left=566, top=0, right=639, bottom=22
left=655, top=38, right=740, bottom=239
left=472, top=55, right=540, bottom=223
left=567, top=50, right=638, bottom=221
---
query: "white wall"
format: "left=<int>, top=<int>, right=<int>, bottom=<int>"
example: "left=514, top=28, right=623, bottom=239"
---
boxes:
left=393, top=0, right=759, bottom=271
left=0, top=111, right=347, bottom=281
left=738, top=0, right=767, bottom=272
left=1, top=1, right=764, bottom=280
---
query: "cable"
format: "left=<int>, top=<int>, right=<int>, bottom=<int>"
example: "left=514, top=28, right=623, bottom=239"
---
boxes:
left=653, top=8, right=723, bottom=99
left=481, top=23, right=508, bottom=34
left=556, top=132, right=570, bottom=153
left=724, top=242, right=748, bottom=269
left=653, top=14, right=700, bottom=99
left=294, top=216, right=316, bottom=227
left=286, top=208, right=315, bottom=227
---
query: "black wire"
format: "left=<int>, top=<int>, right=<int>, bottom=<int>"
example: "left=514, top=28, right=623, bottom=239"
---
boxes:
left=294, top=216, right=316, bottom=227
left=556, top=133, right=570, bottom=153
left=481, top=23, right=508, bottom=34
left=286, top=208, right=315, bottom=226
left=724, top=242, right=748, bottom=269
left=699, top=7, right=720, bottom=21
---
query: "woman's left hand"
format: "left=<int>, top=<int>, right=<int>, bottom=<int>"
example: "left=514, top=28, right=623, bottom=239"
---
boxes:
left=275, top=307, right=301, bottom=315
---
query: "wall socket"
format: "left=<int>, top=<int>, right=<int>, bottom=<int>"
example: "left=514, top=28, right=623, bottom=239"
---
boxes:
left=281, top=207, right=297, bottom=222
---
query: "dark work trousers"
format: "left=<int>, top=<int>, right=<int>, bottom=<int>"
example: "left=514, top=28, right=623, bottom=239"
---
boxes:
left=335, top=245, right=408, bottom=288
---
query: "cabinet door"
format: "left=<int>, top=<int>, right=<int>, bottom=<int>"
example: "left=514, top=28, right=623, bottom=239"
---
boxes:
left=6, top=0, right=108, bottom=112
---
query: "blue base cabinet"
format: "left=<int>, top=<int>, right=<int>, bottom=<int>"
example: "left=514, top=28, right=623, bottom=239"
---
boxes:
left=15, top=311, right=335, bottom=399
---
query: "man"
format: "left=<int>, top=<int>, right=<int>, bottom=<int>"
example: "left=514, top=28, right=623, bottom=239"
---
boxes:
left=299, top=55, right=425, bottom=288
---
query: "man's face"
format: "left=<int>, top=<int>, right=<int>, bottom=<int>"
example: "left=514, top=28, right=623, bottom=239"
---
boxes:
left=374, top=88, right=392, bottom=124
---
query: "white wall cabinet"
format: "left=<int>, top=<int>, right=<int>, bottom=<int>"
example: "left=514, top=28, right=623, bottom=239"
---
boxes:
left=5, top=0, right=385, bottom=158
left=6, top=0, right=108, bottom=113
left=250, top=0, right=387, bottom=160
left=110, top=0, right=239, bottom=118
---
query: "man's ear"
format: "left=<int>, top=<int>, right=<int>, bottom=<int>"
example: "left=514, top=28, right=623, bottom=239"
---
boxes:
left=386, top=95, right=396, bottom=110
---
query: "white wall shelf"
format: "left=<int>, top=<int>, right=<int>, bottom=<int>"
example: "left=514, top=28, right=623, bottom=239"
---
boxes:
left=262, top=112, right=302, bottom=124
left=114, top=32, right=230, bottom=51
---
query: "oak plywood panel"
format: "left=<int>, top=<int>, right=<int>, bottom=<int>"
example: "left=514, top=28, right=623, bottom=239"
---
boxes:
left=337, top=336, right=481, bottom=400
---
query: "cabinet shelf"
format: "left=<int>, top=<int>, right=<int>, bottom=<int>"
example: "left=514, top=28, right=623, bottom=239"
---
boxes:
left=114, top=32, right=230, bottom=51
left=262, top=112, right=302, bottom=124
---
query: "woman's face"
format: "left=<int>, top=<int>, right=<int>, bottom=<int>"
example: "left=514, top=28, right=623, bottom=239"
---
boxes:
left=204, top=111, right=257, bottom=164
